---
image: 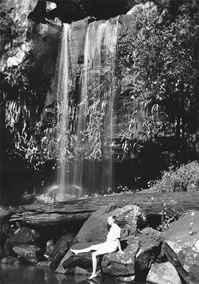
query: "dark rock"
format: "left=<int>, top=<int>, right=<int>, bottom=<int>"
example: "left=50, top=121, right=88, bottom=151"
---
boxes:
left=10, top=227, right=39, bottom=245
left=161, top=210, right=199, bottom=283
left=0, top=223, right=9, bottom=258
left=135, top=227, right=161, bottom=279
left=0, top=207, right=11, bottom=223
left=50, top=233, right=73, bottom=270
left=58, top=242, right=97, bottom=273
left=146, top=262, right=182, bottom=284
left=67, top=266, right=89, bottom=275
left=4, top=238, right=15, bottom=257
left=1, top=256, right=19, bottom=264
left=12, top=244, right=41, bottom=264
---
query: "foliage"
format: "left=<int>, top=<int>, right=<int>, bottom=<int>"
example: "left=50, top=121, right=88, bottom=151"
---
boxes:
left=116, top=3, right=199, bottom=159
left=1, top=52, right=52, bottom=171
left=158, top=202, right=185, bottom=231
left=149, top=161, right=199, bottom=192
left=1, top=0, right=199, bottom=176
left=0, top=8, right=26, bottom=51
left=101, top=185, right=130, bottom=195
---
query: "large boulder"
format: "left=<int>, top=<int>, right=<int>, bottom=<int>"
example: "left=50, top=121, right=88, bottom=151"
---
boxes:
left=75, top=204, right=146, bottom=243
left=161, top=210, right=199, bottom=283
left=101, top=238, right=139, bottom=277
left=146, top=262, right=182, bottom=284
left=56, top=204, right=146, bottom=274
left=101, top=227, right=161, bottom=279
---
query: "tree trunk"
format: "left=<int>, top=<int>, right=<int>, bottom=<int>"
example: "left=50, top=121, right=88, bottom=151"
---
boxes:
left=7, top=191, right=199, bottom=227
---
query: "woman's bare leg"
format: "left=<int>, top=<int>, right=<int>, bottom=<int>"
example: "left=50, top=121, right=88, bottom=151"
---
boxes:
left=71, top=246, right=92, bottom=255
left=89, top=248, right=110, bottom=279
left=71, top=243, right=105, bottom=255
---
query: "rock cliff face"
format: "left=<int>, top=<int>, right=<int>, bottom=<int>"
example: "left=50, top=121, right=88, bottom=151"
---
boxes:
left=0, top=0, right=166, bottom=110
left=28, top=0, right=132, bottom=23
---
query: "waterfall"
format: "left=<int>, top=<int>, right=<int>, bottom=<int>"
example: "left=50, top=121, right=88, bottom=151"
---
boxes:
left=56, top=23, right=72, bottom=200
left=72, top=17, right=119, bottom=195
left=54, top=18, right=118, bottom=200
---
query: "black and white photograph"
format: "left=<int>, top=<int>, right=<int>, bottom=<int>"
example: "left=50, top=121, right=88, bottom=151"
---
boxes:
left=0, top=0, right=199, bottom=283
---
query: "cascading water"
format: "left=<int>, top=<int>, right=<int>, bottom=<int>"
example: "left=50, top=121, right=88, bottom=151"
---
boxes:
left=72, top=17, right=119, bottom=195
left=56, top=23, right=72, bottom=200
left=54, top=18, right=119, bottom=200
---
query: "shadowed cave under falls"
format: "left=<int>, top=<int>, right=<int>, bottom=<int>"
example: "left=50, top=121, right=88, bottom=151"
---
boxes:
left=54, top=17, right=119, bottom=200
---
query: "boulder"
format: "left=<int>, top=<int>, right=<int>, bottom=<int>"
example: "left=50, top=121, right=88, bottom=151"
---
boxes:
left=58, top=242, right=96, bottom=273
left=135, top=227, right=161, bottom=279
left=101, top=227, right=161, bottom=279
left=56, top=204, right=146, bottom=275
left=10, top=227, right=39, bottom=245
left=75, top=204, right=146, bottom=243
left=50, top=233, right=73, bottom=270
left=12, top=244, right=41, bottom=264
left=0, top=256, right=19, bottom=264
left=161, top=210, right=199, bottom=283
left=146, top=262, right=182, bottom=284
left=101, top=238, right=139, bottom=277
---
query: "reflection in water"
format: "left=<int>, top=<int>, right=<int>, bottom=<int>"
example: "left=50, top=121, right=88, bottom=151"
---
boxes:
left=0, top=264, right=119, bottom=284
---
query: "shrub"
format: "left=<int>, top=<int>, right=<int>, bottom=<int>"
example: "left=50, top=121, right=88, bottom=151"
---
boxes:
left=150, top=161, right=199, bottom=192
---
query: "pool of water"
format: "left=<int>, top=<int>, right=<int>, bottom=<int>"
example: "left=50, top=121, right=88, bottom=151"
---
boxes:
left=0, top=264, right=141, bottom=284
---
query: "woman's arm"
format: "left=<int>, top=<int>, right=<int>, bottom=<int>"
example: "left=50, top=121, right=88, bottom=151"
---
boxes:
left=116, top=239, right=123, bottom=253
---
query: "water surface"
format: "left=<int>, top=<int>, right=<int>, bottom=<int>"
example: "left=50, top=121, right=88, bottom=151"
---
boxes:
left=0, top=264, right=123, bottom=284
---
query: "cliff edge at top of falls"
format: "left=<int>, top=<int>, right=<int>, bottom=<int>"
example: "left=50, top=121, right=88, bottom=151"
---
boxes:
left=2, top=0, right=173, bottom=27
left=0, top=0, right=180, bottom=73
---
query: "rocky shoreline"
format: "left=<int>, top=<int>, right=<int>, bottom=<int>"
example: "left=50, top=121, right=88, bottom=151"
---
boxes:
left=1, top=193, right=199, bottom=283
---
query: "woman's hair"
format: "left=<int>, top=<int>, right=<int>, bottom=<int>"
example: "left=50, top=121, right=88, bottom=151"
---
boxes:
left=111, top=215, right=117, bottom=222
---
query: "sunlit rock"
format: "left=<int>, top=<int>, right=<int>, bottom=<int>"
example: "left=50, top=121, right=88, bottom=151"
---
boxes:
left=162, top=210, right=199, bottom=283
left=126, top=2, right=157, bottom=16
left=56, top=204, right=146, bottom=274
left=147, top=262, right=182, bottom=284
left=101, top=238, right=139, bottom=277
left=75, top=204, right=146, bottom=243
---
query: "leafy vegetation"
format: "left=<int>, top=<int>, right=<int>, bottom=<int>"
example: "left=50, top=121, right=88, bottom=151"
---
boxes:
left=149, top=161, right=199, bottom=192
left=116, top=2, right=199, bottom=163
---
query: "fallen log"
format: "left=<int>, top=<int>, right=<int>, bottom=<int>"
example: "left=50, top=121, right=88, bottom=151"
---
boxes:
left=9, top=191, right=199, bottom=227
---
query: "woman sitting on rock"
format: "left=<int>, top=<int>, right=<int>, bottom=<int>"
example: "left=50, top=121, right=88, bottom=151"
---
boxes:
left=71, top=215, right=124, bottom=279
